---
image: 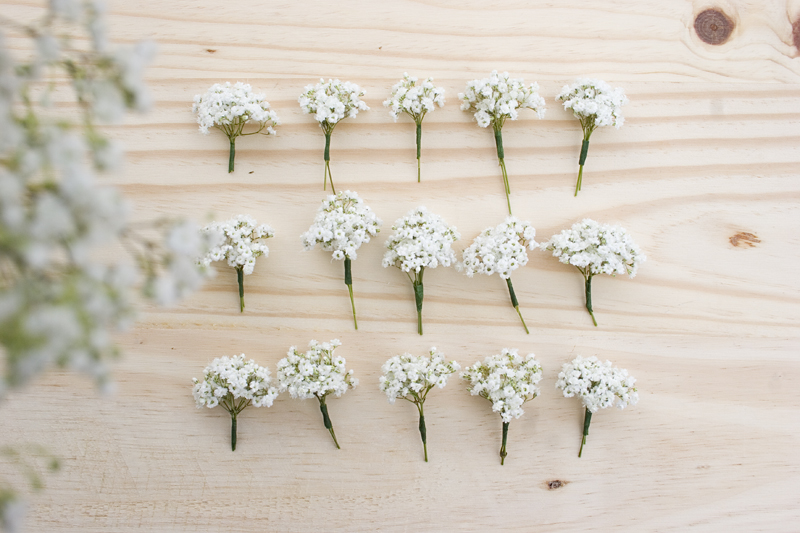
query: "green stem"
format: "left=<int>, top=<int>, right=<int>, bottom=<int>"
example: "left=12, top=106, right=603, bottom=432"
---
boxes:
left=418, top=404, right=427, bottom=462
left=230, top=412, right=237, bottom=451
left=319, top=396, right=340, bottom=449
left=494, top=127, right=512, bottom=214
left=236, top=267, right=244, bottom=313
left=500, top=421, right=509, bottom=465
left=575, top=137, right=590, bottom=196
left=579, top=408, right=592, bottom=458
left=584, top=274, right=597, bottom=326
left=344, top=258, right=357, bottom=330
left=413, top=282, right=424, bottom=336
left=505, top=277, right=528, bottom=334
left=416, top=122, right=422, bottom=183
left=228, top=138, right=235, bottom=173
left=323, top=133, right=336, bottom=193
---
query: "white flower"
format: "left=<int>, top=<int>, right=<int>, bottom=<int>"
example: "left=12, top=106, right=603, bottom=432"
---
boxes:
left=461, top=348, right=542, bottom=422
left=555, top=355, right=638, bottom=413
left=199, top=214, right=274, bottom=276
left=459, top=70, right=546, bottom=128
left=382, top=207, right=460, bottom=273
left=459, top=216, right=537, bottom=279
left=301, top=190, right=381, bottom=260
left=192, top=354, right=279, bottom=409
left=556, top=78, right=628, bottom=129
left=379, top=347, right=460, bottom=404
left=192, top=82, right=280, bottom=135
left=541, top=218, right=645, bottom=278
left=383, top=73, right=445, bottom=122
left=298, top=79, right=368, bottom=127
left=276, top=339, right=357, bottom=399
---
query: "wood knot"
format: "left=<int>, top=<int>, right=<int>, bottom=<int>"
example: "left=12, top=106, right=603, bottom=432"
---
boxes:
left=546, top=480, right=566, bottom=490
left=694, top=9, right=733, bottom=45
left=729, top=232, right=760, bottom=247
left=206, top=49, right=217, bottom=53
left=793, top=19, right=800, bottom=51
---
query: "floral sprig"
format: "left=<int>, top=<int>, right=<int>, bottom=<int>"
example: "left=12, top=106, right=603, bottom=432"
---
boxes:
left=556, top=355, right=638, bottom=457
left=379, top=348, right=460, bottom=462
left=382, top=207, right=460, bottom=335
left=556, top=78, right=628, bottom=195
left=199, top=215, right=274, bottom=312
left=383, top=73, right=445, bottom=182
left=299, top=79, right=369, bottom=193
left=192, top=82, right=280, bottom=173
left=459, top=216, right=537, bottom=333
left=459, top=71, right=546, bottom=214
left=541, top=218, right=644, bottom=326
left=276, top=339, right=357, bottom=449
left=301, top=191, right=382, bottom=329
left=192, top=354, right=279, bottom=451
left=461, top=348, right=542, bottom=465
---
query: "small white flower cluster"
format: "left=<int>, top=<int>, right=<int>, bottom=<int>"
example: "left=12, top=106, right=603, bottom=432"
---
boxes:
left=192, top=354, right=279, bottom=409
left=459, top=217, right=537, bottom=279
left=383, top=73, right=445, bottom=121
left=556, top=78, right=628, bottom=129
left=555, top=355, right=638, bottom=413
left=199, top=215, right=274, bottom=275
left=192, top=82, right=280, bottom=135
left=277, top=339, right=358, bottom=399
left=299, top=79, right=369, bottom=126
left=459, top=70, right=546, bottom=128
left=379, top=348, right=461, bottom=404
left=461, top=349, right=543, bottom=423
left=382, top=207, right=460, bottom=273
left=301, top=190, right=382, bottom=260
left=146, top=220, right=210, bottom=307
left=541, top=218, right=645, bottom=277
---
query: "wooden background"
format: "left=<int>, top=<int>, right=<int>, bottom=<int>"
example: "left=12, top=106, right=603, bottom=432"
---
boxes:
left=2, top=0, right=800, bottom=531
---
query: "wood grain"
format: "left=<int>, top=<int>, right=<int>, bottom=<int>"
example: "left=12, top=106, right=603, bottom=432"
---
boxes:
left=1, top=0, right=799, bottom=531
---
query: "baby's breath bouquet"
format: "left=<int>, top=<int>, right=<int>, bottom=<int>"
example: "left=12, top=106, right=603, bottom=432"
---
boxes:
left=556, top=79, right=628, bottom=195
left=192, top=82, right=280, bottom=173
left=199, top=215, right=274, bottom=312
left=541, top=219, right=645, bottom=326
left=379, top=348, right=460, bottom=462
left=459, top=71, right=546, bottom=214
left=299, top=79, right=369, bottom=193
left=459, top=217, right=537, bottom=333
left=301, top=191, right=381, bottom=329
left=383, top=73, right=445, bottom=182
left=556, top=355, right=638, bottom=457
left=382, top=207, right=460, bottom=335
left=192, top=354, right=279, bottom=451
left=461, top=349, right=542, bottom=465
left=277, top=339, right=357, bottom=449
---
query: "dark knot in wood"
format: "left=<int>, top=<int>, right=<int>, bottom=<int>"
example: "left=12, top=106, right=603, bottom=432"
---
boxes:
left=694, top=9, right=733, bottom=45
left=793, top=19, right=800, bottom=51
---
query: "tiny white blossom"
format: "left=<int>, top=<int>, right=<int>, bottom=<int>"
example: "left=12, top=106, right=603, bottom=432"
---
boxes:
left=301, top=190, right=381, bottom=261
left=555, top=355, right=638, bottom=413
left=382, top=207, right=460, bottom=274
left=459, top=70, right=546, bottom=128
left=199, top=214, right=274, bottom=276
left=556, top=78, right=627, bottom=130
left=459, top=216, right=537, bottom=279
left=379, top=347, right=460, bottom=404
left=192, top=81, right=280, bottom=135
left=299, top=78, right=368, bottom=127
left=383, top=73, right=445, bottom=122
left=276, top=339, right=357, bottom=400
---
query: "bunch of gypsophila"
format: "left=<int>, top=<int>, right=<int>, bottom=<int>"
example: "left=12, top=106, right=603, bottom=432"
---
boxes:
left=277, top=339, right=357, bottom=449
left=382, top=207, right=460, bottom=335
left=459, top=71, right=546, bottom=214
left=383, top=73, right=445, bottom=182
left=541, top=219, right=645, bottom=326
left=0, top=3, right=209, bottom=530
left=556, top=355, right=638, bottom=457
left=461, top=349, right=542, bottom=465
left=192, top=82, right=280, bottom=173
left=192, top=354, right=279, bottom=451
left=379, top=348, right=460, bottom=462
left=301, top=190, right=381, bottom=329
left=459, top=216, right=537, bottom=333
left=199, top=215, right=274, bottom=313
left=556, top=78, right=628, bottom=196
left=299, top=79, right=368, bottom=193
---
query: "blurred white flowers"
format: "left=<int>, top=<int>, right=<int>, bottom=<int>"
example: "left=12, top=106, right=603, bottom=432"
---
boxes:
left=556, top=78, right=628, bottom=195
left=299, top=79, right=368, bottom=193
left=277, top=339, right=357, bottom=449
left=192, top=354, right=279, bottom=451
left=193, top=82, right=280, bottom=173
left=461, top=348, right=543, bottom=464
left=199, top=215, right=274, bottom=312
left=556, top=355, right=638, bottom=457
left=382, top=207, right=460, bottom=335
left=383, top=73, right=445, bottom=182
left=379, top=348, right=460, bottom=461
left=541, top=218, right=645, bottom=326
left=301, top=190, right=381, bottom=329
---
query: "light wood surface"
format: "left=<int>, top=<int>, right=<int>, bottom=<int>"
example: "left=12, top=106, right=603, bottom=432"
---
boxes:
left=1, top=0, right=800, bottom=531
